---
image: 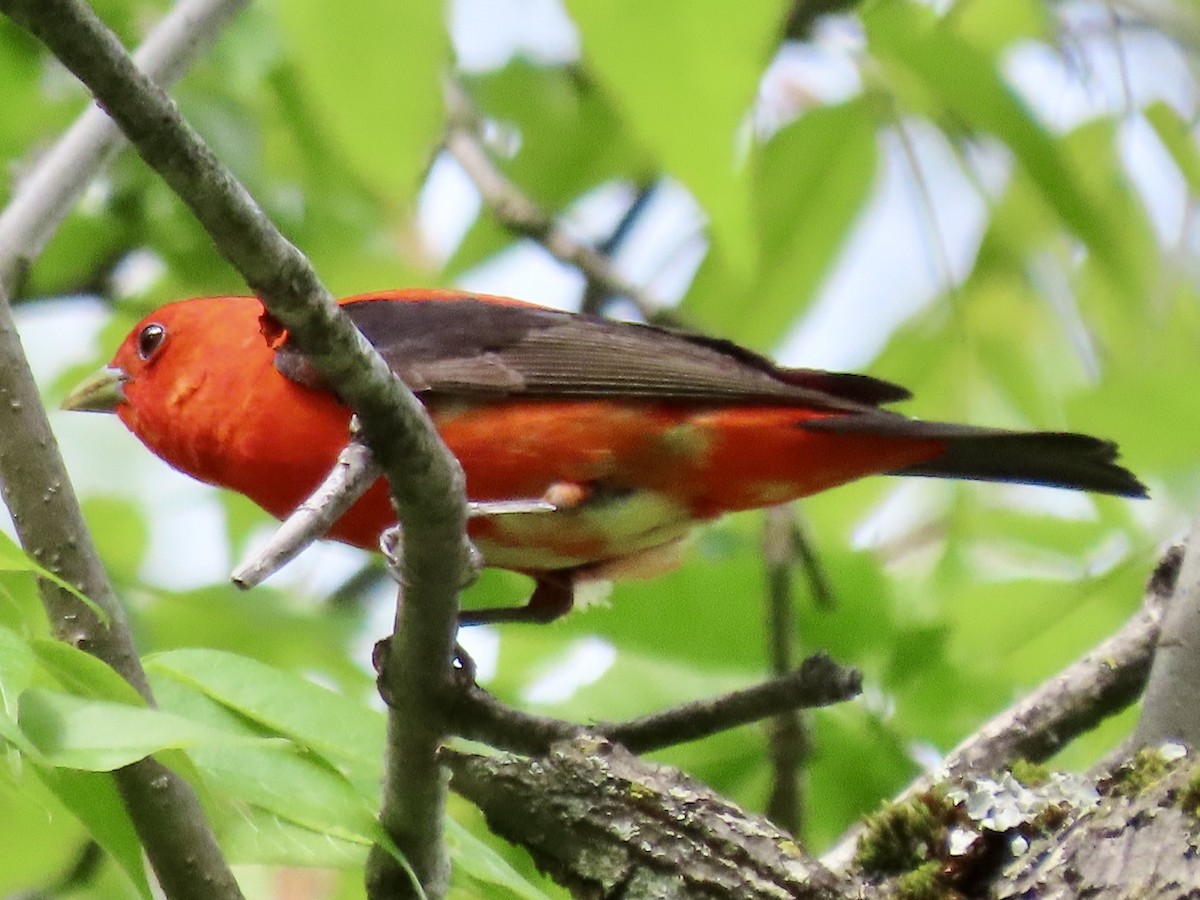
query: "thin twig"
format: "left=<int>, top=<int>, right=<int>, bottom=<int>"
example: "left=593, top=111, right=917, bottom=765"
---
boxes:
left=0, top=0, right=250, bottom=293
left=579, top=180, right=660, bottom=315
left=444, top=80, right=662, bottom=321
left=0, top=2, right=467, bottom=896
left=762, top=504, right=808, bottom=837
left=821, top=547, right=1178, bottom=871
left=230, top=436, right=552, bottom=589
left=231, top=441, right=381, bottom=589
left=447, top=652, right=862, bottom=756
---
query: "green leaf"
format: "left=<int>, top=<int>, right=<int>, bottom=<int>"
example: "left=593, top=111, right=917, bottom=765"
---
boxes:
left=34, top=766, right=151, bottom=898
left=81, top=496, right=148, bottom=580
left=466, top=62, right=648, bottom=209
left=0, top=569, right=48, bottom=639
left=948, top=0, right=1049, bottom=55
left=864, top=1, right=1135, bottom=293
left=17, top=688, right=268, bottom=771
left=276, top=0, right=448, bottom=204
left=446, top=817, right=553, bottom=900
left=31, top=639, right=146, bottom=707
left=186, top=742, right=378, bottom=842
left=218, top=802, right=368, bottom=867
left=566, top=0, right=790, bottom=275
left=0, top=532, right=106, bottom=623
left=1145, top=101, right=1200, bottom=197
left=0, top=625, right=33, bottom=719
left=448, top=62, right=652, bottom=278
left=726, top=99, right=880, bottom=347
left=145, top=649, right=385, bottom=779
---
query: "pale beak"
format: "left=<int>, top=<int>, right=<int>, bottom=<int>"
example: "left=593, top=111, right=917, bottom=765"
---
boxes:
left=61, top=366, right=127, bottom=413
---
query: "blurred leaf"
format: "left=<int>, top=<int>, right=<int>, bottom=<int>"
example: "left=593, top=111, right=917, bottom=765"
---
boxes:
left=31, top=639, right=145, bottom=706
left=0, top=570, right=48, bottom=639
left=807, top=705, right=919, bottom=850
left=0, top=624, right=33, bottom=718
left=81, top=496, right=148, bottom=579
left=137, top=582, right=368, bottom=692
left=566, top=0, right=790, bottom=275
left=449, top=62, right=651, bottom=278
left=277, top=0, right=448, bottom=205
left=145, top=648, right=385, bottom=779
left=446, top=818, right=554, bottom=900
left=467, top=63, right=648, bottom=208
left=218, top=803, right=367, bottom=867
left=729, top=99, right=879, bottom=347
left=948, top=0, right=1049, bottom=54
left=1144, top=100, right=1200, bottom=197
left=186, top=742, right=379, bottom=842
left=865, top=2, right=1136, bottom=293
left=34, top=766, right=151, bottom=898
left=18, top=688, right=268, bottom=771
left=0, top=763, right=90, bottom=896
left=0, top=532, right=104, bottom=621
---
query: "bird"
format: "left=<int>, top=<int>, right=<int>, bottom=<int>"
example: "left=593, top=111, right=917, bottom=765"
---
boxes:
left=63, top=289, right=1146, bottom=623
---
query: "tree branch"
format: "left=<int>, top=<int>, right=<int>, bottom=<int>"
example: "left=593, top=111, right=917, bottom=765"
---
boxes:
left=444, top=80, right=665, bottom=322
left=762, top=504, right=809, bottom=837
left=0, top=0, right=249, bottom=293
left=823, top=546, right=1177, bottom=870
left=0, top=279, right=243, bottom=898
left=447, top=652, right=861, bottom=756
left=444, top=737, right=851, bottom=900
left=1136, top=526, right=1200, bottom=747
left=0, top=1, right=467, bottom=896
left=0, top=2, right=257, bottom=896
left=230, top=439, right=380, bottom=590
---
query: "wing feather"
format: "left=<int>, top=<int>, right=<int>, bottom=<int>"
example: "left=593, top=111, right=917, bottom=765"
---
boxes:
left=274, top=295, right=910, bottom=412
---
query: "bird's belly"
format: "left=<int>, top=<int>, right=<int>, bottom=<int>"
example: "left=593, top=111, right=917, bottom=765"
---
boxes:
left=468, top=489, right=696, bottom=572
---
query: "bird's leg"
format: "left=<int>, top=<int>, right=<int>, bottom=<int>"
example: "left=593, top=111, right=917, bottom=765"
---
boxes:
left=379, top=524, right=483, bottom=589
left=457, top=569, right=578, bottom=625
left=382, top=483, right=584, bottom=625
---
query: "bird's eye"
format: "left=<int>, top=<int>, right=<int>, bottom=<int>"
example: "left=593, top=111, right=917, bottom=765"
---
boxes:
left=137, top=323, right=167, bottom=361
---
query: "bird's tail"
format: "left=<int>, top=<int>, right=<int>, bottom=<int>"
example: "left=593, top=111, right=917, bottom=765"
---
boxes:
left=804, top=418, right=1147, bottom=498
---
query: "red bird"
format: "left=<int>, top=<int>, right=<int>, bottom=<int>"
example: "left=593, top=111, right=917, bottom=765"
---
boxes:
left=63, top=289, right=1145, bottom=622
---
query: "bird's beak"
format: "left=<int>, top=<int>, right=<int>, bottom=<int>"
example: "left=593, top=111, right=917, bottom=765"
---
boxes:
left=61, top=366, right=127, bottom=413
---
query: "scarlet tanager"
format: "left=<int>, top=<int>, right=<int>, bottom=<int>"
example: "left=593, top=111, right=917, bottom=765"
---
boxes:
left=63, top=289, right=1145, bottom=623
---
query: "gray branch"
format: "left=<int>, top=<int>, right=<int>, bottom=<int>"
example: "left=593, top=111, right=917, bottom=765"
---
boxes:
left=0, top=0, right=249, bottom=291
left=0, top=1, right=468, bottom=896
left=1135, top=524, right=1200, bottom=747
left=447, top=653, right=861, bottom=756
left=444, top=737, right=851, bottom=900
left=0, top=293, right=244, bottom=900
left=444, top=80, right=664, bottom=322
left=0, top=1, right=255, bottom=896
left=231, top=440, right=381, bottom=590
left=823, top=547, right=1177, bottom=871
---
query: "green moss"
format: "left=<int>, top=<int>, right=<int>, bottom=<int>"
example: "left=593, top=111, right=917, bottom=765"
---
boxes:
left=1105, top=748, right=1175, bottom=799
left=855, top=789, right=956, bottom=876
left=1176, top=765, right=1200, bottom=816
left=1010, top=759, right=1050, bottom=788
left=894, top=860, right=957, bottom=900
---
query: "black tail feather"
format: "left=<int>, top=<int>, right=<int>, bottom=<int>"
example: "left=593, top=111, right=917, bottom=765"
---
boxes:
left=893, top=430, right=1147, bottom=498
left=802, top=416, right=1147, bottom=498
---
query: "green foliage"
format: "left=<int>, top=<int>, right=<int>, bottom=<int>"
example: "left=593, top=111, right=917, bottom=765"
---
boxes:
left=3, top=0, right=1198, bottom=896
left=566, top=0, right=790, bottom=275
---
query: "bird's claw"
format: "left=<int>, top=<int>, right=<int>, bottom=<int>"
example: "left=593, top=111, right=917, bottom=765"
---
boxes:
left=372, top=635, right=478, bottom=709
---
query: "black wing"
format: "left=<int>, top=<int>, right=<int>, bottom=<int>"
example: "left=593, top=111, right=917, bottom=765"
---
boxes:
left=274, top=295, right=909, bottom=413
